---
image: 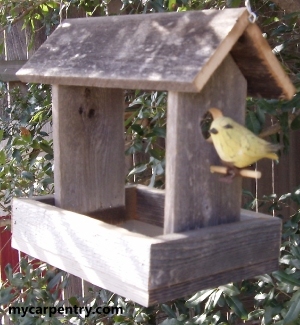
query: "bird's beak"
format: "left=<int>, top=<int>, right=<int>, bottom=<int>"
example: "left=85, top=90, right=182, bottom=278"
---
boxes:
left=206, top=128, right=218, bottom=143
left=206, top=135, right=213, bottom=143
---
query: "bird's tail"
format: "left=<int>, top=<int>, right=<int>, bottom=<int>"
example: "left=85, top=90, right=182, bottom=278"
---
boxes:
left=266, top=143, right=282, bottom=160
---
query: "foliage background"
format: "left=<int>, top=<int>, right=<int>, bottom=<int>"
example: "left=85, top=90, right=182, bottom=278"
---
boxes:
left=1, top=0, right=300, bottom=324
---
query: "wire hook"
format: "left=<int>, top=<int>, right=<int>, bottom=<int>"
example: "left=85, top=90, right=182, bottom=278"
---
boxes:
left=245, top=0, right=257, bottom=23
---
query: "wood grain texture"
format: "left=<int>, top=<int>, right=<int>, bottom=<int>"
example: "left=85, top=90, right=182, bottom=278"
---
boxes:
left=148, top=259, right=278, bottom=305
left=63, top=275, right=83, bottom=306
left=16, top=9, right=295, bottom=99
left=231, top=23, right=295, bottom=99
left=152, top=210, right=281, bottom=288
left=17, top=9, right=248, bottom=93
left=12, top=195, right=281, bottom=306
left=5, top=20, right=27, bottom=60
left=164, top=55, right=246, bottom=234
left=136, top=185, right=165, bottom=227
left=0, top=60, right=27, bottom=81
left=12, top=197, right=160, bottom=306
left=52, top=86, right=125, bottom=214
left=36, top=187, right=136, bottom=225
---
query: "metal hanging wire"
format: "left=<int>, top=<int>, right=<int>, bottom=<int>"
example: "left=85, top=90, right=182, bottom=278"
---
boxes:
left=245, top=0, right=258, bottom=23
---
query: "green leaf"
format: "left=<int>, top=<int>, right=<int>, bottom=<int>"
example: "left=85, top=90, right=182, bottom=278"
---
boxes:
left=0, top=150, right=6, bottom=164
left=39, top=142, right=53, bottom=155
left=291, top=212, right=300, bottom=223
left=291, top=246, right=300, bottom=260
left=51, top=318, right=63, bottom=325
left=160, top=318, right=182, bottom=325
left=226, top=0, right=241, bottom=8
left=263, top=305, right=282, bottom=324
left=47, top=271, right=64, bottom=290
left=283, top=292, right=300, bottom=324
left=161, top=304, right=177, bottom=318
left=272, top=270, right=300, bottom=286
left=4, top=264, right=13, bottom=282
left=218, top=284, right=240, bottom=296
left=193, top=313, right=207, bottom=324
left=12, top=149, right=22, bottom=162
left=21, top=171, right=34, bottom=181
left=114, top=315, right=126, bottom=322
left=168, top=0, right=177, bottom=10
left=0, top=129, right=4, bottom=142
left=278, top=112, right=289, bottom=133
left=186, top=289, right=215, bottom=306
left=131, top=124, right=144, bottom=136
left=280, top=255, right=292, bottom=265
left=256, top=107, right=266, bottom=125
left=256, top=274, right=274, bottom=285
left=291, top=259, right=300, bottom=269
left=149, top=148, right=164, bottom=160
left=0, top=287, right=14, bottom=305
left=11, top=273, right=24, bottom=287
left=128, top=164, right=148, bottom=176
left=44, top=154, right=53, bottom=161
left=246, top=111, right=261, bottom=134
left=68, top=296, right=79, bottom=306
left=19, top=257, right=29, bottom=271
left=41, top=177, right=54, bottom=187
left=31, top=139, right=40, bottom=149
left=21, top=131, right=32, bottom=143
left=205, top=289, right=222, bottom=312
left=224, top=295, right=248, bottom=320
left=248, top=309, right=265, bottom=320
left=152, top=126, right=166, bottom=138
left=291, top=115, right=300, bottom=130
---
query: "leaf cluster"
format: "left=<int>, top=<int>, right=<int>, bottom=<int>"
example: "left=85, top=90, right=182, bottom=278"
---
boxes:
left=0, top=83, right=54, bottom=213
left=0, top=258, right=68, bottom=325
left=125, top=90, right=166, bottom=188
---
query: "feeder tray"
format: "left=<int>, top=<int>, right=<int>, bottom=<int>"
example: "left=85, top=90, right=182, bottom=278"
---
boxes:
left=13, top=185, right=281, bottom=306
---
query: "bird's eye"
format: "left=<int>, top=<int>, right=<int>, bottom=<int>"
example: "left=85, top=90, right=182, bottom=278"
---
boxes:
left=209, top=128, right=218, bottom=134
left=224, top=124, right=233, bottom=129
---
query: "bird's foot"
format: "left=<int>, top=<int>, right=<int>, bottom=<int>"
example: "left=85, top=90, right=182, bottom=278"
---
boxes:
left=210, top=165, right=262, bottom=182
left=219, top=166, right=240, bottom=183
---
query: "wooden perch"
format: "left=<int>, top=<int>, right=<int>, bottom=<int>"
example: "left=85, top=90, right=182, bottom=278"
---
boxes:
left=210, top=165, right=262, bottom=179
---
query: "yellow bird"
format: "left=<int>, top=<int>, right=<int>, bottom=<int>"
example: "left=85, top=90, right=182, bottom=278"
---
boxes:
left=208, top=108, right=281, bottom=169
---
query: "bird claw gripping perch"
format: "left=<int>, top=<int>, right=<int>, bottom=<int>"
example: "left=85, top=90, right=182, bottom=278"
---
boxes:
left=210, top=165, right=262, bottom=182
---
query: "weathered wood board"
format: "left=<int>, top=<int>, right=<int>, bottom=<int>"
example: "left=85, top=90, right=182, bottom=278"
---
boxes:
left=16, top=8, right=294, bottom=99
left=164, top=55, right=246, bottom=233
left=52, top=86, right=125, bottom=214
left=12, top=186, right=281, bottom=306
left=231, top=23, right=294, bottom=99
left=0, top=60, right=27, bottom=82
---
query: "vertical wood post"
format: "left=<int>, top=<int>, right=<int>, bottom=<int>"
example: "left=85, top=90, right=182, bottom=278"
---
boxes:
left=164, top=55, right=247, bottom=234
left=52, top=86, right=125, bottom=214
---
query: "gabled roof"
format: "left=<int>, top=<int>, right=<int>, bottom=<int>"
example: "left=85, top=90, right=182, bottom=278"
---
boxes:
left=17, top=8, right=295, bottom=99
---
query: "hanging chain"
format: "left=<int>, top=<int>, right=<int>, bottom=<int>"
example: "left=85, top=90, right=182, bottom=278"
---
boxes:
left=245, top=0, right=257, bottom=23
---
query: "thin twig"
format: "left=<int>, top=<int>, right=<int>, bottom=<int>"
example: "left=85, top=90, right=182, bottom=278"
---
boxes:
left=259, top=112, right=300, bottom=139
left=259, top=123, right=282, bottom=138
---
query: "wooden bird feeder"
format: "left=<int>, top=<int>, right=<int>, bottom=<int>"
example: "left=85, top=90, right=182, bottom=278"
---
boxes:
left=13, top=8, right=294, bottom=306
